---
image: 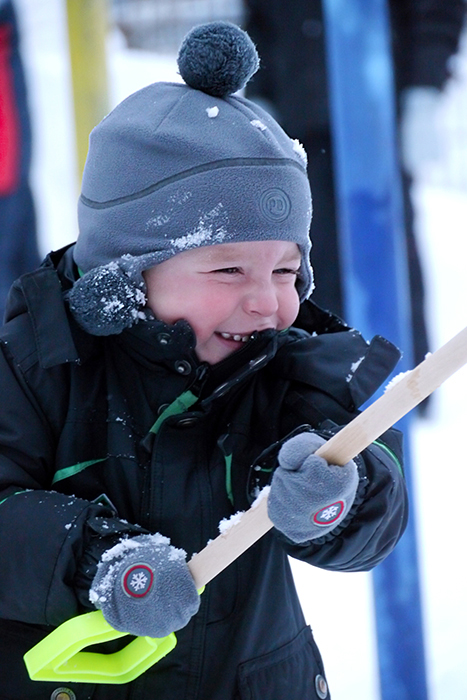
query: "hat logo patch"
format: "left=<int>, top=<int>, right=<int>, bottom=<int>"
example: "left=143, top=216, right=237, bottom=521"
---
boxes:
left=122, top=563, right=154, bottom=598
left=260, top=188, right=291, bottom=222
left=313, top=501, right=345, bottom=526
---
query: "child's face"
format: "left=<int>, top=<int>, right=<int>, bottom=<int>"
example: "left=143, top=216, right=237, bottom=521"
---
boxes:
left=144, top=240, right=302, bottom=365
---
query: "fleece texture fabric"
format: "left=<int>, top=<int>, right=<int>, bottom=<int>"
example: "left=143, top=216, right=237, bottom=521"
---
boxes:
left=90, top=533, right=200, bottom=638
left=74, top=78, right=313, bottom=294
left=268, top=431, right=359, bottom=543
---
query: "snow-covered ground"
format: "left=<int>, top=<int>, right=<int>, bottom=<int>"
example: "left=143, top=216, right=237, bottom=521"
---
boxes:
left=14, top=1, right=467, bottom=698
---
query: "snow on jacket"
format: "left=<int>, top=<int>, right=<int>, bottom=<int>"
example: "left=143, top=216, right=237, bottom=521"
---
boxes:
left=0, top=245, right=407, bottom=699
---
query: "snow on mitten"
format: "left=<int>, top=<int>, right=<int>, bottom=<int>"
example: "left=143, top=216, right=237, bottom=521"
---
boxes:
left=89, top=533, right=200, bottom=638
left=268, top=431, right=359, bottom=543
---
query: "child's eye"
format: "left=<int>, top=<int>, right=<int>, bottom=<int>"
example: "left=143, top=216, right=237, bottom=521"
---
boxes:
left=274, top=268, right=300, bottom=276
left=212, top=267, right=241, bottom=274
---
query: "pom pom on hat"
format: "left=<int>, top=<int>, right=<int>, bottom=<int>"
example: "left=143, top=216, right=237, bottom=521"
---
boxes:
left=68, top=263, right=147, bottom=336
left=177, top=21, right=259, bottom=97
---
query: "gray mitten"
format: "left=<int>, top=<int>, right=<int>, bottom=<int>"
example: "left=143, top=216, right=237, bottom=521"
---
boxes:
left=268, top=431, right=359, bottom=543
left=89, top=533, right=200, bottom=638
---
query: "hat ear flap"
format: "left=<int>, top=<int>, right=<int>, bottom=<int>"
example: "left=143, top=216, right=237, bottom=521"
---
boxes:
left=67, top=263, right=147, bottom=336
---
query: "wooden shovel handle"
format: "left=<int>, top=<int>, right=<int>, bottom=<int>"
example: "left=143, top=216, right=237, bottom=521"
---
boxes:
left=188, top=325, right=467, bottom=589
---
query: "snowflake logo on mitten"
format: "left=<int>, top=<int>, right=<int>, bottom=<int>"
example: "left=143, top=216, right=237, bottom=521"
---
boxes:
left=122, top=563, right=154, bottom=597
left=320, top=505, right=340, bottom=521
left=313, top=501, right=345, bottom=526
left=130, top=571, right=148, bottom=591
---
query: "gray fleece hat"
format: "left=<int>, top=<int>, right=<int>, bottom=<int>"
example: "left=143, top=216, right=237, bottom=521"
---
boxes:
left=70, top=22, right=313, bottom=336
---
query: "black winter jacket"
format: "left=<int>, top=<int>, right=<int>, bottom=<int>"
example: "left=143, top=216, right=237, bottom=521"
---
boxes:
left=0, top=246, right=407, bottom=700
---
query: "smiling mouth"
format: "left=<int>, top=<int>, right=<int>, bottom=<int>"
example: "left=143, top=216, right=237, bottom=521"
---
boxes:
left=218, top=332, right=254, bottom=343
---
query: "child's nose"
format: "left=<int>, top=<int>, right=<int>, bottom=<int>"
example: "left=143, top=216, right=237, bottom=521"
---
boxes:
left=243, top=281, right=279, bottom=318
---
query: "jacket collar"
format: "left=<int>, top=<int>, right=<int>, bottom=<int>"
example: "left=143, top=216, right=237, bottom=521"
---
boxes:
left=116, top=315, right=285, bottom=400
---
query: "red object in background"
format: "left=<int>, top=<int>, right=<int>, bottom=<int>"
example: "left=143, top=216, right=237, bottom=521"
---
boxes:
left=0, top=23, right=20, bottom=195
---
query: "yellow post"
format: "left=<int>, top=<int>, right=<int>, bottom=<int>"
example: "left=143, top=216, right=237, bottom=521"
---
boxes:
left=66, top=0, right=110, bottom=180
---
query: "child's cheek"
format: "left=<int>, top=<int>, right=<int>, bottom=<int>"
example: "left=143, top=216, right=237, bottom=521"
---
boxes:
left=281, top=289, right=300, bottom=328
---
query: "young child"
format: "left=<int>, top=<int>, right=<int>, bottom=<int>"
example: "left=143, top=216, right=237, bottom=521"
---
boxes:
left=0, top=22, right=407, bottom=700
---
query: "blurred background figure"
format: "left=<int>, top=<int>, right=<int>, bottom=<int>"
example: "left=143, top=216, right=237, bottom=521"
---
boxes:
left=112, top=0, right=244, bottom=50
left=243, top=0, right=466, bottom=373
left=0, top=0, right=40, bottom=321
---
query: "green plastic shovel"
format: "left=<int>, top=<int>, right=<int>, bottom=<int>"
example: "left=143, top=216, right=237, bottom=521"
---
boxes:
left=23, top=609, right=177, bottom=684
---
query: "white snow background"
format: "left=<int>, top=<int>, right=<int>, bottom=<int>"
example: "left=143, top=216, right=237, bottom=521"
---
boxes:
left=13, top=1, right=467, bottom=698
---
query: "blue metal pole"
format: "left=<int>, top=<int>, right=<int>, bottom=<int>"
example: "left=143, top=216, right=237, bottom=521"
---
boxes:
left=321, top=1, right=429, bottom=698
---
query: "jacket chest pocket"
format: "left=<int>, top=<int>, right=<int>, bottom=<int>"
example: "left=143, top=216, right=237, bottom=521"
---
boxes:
left=236, top=626, right=329, bottom=700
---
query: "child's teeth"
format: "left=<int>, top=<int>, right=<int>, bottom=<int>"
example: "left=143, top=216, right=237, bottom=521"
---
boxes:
left=220, top=332, right=252, bottom=342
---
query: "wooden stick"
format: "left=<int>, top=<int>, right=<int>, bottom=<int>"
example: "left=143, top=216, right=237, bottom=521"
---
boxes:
left=188, top=325, right=467, bottom=589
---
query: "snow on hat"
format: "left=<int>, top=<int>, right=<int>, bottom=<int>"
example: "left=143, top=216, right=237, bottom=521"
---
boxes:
left=69, top=21, right=313, bottom=336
